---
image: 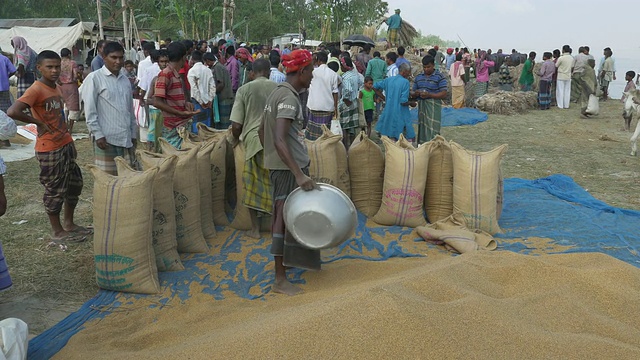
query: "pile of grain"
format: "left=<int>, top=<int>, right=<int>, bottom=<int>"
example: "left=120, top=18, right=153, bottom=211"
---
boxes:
left=476, top=91, right=538, bottom=115
left=55, top=250, right=640, bottom=359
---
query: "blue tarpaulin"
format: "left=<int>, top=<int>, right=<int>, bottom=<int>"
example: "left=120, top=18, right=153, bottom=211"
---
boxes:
left=410, top=107, right=489, bottom=127
left=27, top=174, right=640, bottom=359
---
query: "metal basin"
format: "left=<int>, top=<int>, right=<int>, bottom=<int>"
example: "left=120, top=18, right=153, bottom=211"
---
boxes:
left=283, top=183, right=357, bottom=250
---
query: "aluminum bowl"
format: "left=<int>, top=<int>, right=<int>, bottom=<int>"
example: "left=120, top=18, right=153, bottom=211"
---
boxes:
left=283, top=183, right=357, bottom=250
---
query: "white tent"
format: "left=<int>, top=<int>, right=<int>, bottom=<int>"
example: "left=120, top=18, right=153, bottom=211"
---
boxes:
left=0, top=22, right=94, bottom=54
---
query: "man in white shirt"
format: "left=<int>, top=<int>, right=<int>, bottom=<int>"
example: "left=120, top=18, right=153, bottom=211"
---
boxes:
left=82, top=42, right=137, bottom=175
left=555, top=45, right=573, bottom=109
left=187, top=50, right=216, bottom=130
left=571, top=47, right=589, bottom=103
left=306, top=51, right=339, bottom=140
left=386, top=52, right=399, bottom=78
left=136, top=42, right=156, bottom=88
left=269, top=51, right=286, bottom=83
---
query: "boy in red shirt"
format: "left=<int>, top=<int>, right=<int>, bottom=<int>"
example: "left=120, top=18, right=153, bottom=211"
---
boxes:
left=7, top=50, right=89, bottom=243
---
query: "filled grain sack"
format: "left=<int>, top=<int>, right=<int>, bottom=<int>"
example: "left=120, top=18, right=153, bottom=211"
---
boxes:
left=348, top=131, right=384, bottom=217
left=156, top=139, right=208, bottom=253
left=182, top=135, right=228, bottom=226
left=425, top=135, right=453, bottom=223
left=450, top=142, right=507, bottom=235
left=222, top=143, right=251, bottom=230
left=116, top=156, right=183, bottom=272
left=497, top=169, right=504, bottom=221
left=167, top=139, right=217, bottom=240
left=373, top=135, right=429, bottom=227
left=89, top=165, right=160, bottom=294
left=305, top=125, right=341, bottom=189
left=197, top=124, right=236, bottom=213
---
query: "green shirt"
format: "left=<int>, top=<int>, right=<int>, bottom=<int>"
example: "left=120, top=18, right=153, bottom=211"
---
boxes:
left=519, top=59, right=534, bottom=86
left=263, top=82, right=310, bottom=170
left=366, top=57, right=387, bottom=83
left=230, top=77, right=277, bottom=160
left=361, top=88, right=375, bottom=111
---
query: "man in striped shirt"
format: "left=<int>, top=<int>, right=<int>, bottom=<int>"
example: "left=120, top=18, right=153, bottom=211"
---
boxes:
left=154, top=42, right=199, bottom=149
left=411, top=55, right=448, bottom=144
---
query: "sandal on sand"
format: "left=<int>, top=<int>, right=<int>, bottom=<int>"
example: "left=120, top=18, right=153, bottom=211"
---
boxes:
left=50, top=234, right=87, bottom=244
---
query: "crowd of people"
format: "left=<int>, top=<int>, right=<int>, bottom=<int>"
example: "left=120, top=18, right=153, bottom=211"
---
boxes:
left=1, top=30, right=639, bottom=295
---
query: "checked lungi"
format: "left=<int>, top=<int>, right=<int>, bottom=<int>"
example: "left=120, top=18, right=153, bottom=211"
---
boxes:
left=416, top=99, right=442, bottom=145
left=538, top=80, right=552, bottom=110
left=242, top=150, right=272, bottom=214
left=216, top=98, right=234, bottom=130
left=388, top=29, right=398, bottom=45
left=36, top=142, right=83, bottom=214
left=270, top=168, right=321, bottom=271
left=306, top=110, right=333, bottom=141
left=0, top=91, right=12, bottom=113
left=93, top=142, right=136, bottom=176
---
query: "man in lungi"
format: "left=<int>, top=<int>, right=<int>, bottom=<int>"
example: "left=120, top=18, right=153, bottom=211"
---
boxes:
left=82, top=42, right=138, bottom=174
left=305, top=51, right=339, bottom=140
left=8, top=51, right=90, bottom=243
left=260, top=49, right=317, bottom=295
left=230, top=59, right=277, bottom=239
left=411, top=56, right=447, bottom=144
left=385, top=9, right=402, bottom=49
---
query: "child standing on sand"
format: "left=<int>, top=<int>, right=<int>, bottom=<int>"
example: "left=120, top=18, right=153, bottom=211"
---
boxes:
left=622, top=71, right=636, bottom=131
left=7, top=50, right=90, bottom=243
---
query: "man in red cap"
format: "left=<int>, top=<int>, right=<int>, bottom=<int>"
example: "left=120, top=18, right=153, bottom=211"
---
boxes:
left=260, top=49, right=317, bottom=295
left=445, top=48, right=456, bottom=71
left=236, top=47, right=254, bottom=87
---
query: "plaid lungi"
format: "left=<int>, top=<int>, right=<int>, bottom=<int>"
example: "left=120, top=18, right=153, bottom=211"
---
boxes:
left=571, top=72, right=582, bottom=103
left=242, top=150, right=272, bottom=214
left=0, top=91, right=12, bottom=113
left=388, top=28, right=399, bottom=45
left=416, top=99, right=441, bottom=145
left=452, top=86, right=465, bottom=109
left=17, top=72, right=35, bottom=98
left=270, top=168, right=321, bottom=271
left=474, top=81, right=489, bottom=99
left=539, top=80, right=552, bottom=110
left=216, top=98, right=233, bottom=130
left=161, top=126, right=184, bottom=150
left=36, top=142, right=83, bottom=214
left=339, top=103, right=359, bottom=131
left=147, top=106, right=163, bottom=151
left=93, top=141, right=136, bottom=176
left=306, top=110, right=333, bottom=141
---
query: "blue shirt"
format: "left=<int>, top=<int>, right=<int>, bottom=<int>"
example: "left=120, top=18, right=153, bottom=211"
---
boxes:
left=373, top=76, right=414, bottom=139
left=395, top=57, right=411, bottom=70
left=91, top=55, right=104, bottom=72
left=269, top=67, right=286, bottom=83
left=386, top=14, right=402, bottom=29
left=413, top=72, right=447, bottom=94
left=445, top=54, right=456, bottom=70
left=0, top=54, right=16, bottom=91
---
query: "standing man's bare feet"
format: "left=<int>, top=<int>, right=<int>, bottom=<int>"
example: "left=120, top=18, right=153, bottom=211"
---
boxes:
left=273, top=279, right=303, bottom=296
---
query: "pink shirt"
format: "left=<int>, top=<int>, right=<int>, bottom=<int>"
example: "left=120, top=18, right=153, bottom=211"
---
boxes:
left=475, top=60, right=494, bottom=83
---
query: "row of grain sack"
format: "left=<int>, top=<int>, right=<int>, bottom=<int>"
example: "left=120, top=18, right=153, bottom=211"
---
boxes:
left=309, top=126, right=506, bottom=235
left=89, top=124, right=257, bottom=294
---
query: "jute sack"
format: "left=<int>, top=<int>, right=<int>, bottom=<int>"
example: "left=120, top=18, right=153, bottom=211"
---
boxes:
left=158, top=139, right=208, bottom=253
left=425, top=135, right=454, bottom=223
left=89, top=165, right=160, bottom=294
left=348, top=131, right=384, bottom=216
left=373, top=135, right=429, bottom=227
left=228, top=143, right=252, bottom=230
left=182, top=135, right=228, bottom=226
left=167, top=139, right=217, bottom=240
left=116, top=156, right=183, bottom=272
left=305, top=125, right=340, bottom=189
left=450, top=142, right=508, bottom=235
left=497, top=169, right=504, bottom=221
left=198, top=124, right=236, bottom=214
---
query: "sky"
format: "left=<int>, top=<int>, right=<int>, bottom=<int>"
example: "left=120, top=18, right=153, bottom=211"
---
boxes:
left=384, top=0, right=640, bottom=55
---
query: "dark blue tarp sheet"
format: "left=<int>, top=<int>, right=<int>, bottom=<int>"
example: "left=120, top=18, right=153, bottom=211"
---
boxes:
left=410, top=107, right=488, bottom=127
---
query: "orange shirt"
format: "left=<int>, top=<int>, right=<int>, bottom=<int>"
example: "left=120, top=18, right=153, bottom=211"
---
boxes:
left=18, top=81, right=73, bottom=152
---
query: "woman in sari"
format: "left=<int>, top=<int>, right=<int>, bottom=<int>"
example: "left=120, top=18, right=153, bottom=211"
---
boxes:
left=11, top=36, right=38, bottom=98
left=58, top=48, right=80, bottom=133
left=474, top=50, right=494, bottom=100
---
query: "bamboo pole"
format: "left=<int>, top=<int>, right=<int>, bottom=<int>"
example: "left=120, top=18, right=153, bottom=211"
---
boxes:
left=122, top=0, right=129, bottom=51
left=96, top=0, right=104, bottom=40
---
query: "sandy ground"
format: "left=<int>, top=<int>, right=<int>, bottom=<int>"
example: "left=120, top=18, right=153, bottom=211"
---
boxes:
left=1, top=99, right=639, bottom=343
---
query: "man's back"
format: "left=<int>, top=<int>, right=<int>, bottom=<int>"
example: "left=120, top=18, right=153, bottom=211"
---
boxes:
left=307, top=65, right=339, bottom=112
left=366, top=58, right=387, bottom=83
left=230, top=77, right=277, bottom=159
